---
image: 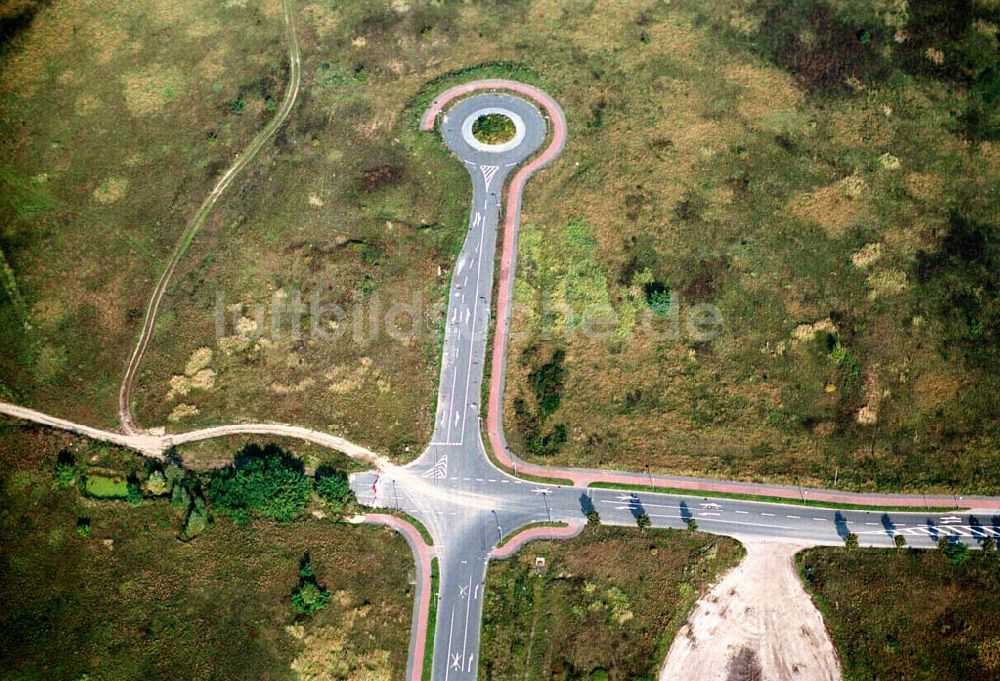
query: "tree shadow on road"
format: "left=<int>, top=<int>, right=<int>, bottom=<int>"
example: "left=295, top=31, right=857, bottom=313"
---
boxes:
left=628, top=493, right=645, bottom=520
left=679, top=500, right=693, bottom=525
left=834, top=512, right=849, bottom=540
left=880, top=512, right=896, bottom=539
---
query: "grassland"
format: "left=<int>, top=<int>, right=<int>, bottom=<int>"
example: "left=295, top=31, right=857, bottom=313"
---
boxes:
left=479, top=525, right=743, bottom=681
left=0, top=426, right=413, bottom=680
left=499, top=0, right=1000, bottom=494
left=1, top=0, right=997, bottom=489
left=799, top=546, right=1000, bottom=680
left=0, top=0, right=287, bottom=426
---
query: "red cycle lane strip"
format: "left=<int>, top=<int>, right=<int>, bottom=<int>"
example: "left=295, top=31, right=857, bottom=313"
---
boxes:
left=422, top=80, right=1000, bottom=511
left=362, top=514, right=435, bottom=681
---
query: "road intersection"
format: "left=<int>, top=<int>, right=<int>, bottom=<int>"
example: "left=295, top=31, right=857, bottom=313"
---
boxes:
left=350, top=81, right=1000, bottom=681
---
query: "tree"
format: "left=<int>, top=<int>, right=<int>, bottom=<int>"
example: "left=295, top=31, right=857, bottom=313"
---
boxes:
left=207, top=445, right=310, bottom=522
left=182, top=495, right=209, bottom=540
left=687, top=519, right=698, bottom=532
left=636, top=512, right=651, bottom=532
left=55, top=451, right=77, bottom=488
left=171, top=481, right=191, bottom=510
left=844, top=532, right=859, bottom=550
left=145, top=469, right=169, bottom=496
left=983, top=536, right=996, bottom=553
left=126, top=477, right=143, bottom=506
left=314, top=467, right=354, bottom=512
left=894, top=534, right=906, bottom=549
left=586, top=510, right=601, bottom=529
left=76, top=517, right=91, bottom=538
left=292, top=556, right=330, bottom=616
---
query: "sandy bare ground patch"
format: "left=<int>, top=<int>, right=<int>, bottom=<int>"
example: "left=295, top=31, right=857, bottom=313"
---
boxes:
left=659, top=540, right=841, bottom=681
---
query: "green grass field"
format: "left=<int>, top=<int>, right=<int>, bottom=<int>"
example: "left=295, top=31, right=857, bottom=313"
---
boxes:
left=0, top=427, right=412, bottom=680
left=799, top=545, right=1000, bottom=680
left=81, top=473, right=128, bottom=499
left=479, top=525, right=743, bottom=681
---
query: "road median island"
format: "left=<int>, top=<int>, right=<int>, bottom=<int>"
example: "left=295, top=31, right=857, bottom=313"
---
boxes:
left=490, top=521, right=582, bottom=559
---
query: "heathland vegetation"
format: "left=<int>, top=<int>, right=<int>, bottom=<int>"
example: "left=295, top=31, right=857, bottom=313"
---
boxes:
left=0, top=427, right=403, bottom=679
left=501, top=0, right=1000, bottom=494
left=1, top=0, right=997, bottom=490
left=799, top=544, right=1000, bottom=680
left=479, top=525, right=743, bottom=680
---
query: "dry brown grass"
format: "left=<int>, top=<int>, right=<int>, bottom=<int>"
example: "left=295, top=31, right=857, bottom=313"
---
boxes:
left=788, top=182, right=862, bottom=238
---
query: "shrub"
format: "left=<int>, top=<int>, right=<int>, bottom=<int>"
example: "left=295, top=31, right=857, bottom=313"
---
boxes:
left=471, top=113, right=516, bottom=144
left=207, top=444, right=310, bottom=522
left=528, top=348, right=566, bottom=417
left=292, top=582, right=330, bottom=616
left=943, top=540, right=970, bottom=566
left=75, top=517, right=90, bottom=538
left=643, top=282, right=672, bottom=316
left=82, top=475, right=129, bottom=499
left=126, top=478, right=143, bottom=506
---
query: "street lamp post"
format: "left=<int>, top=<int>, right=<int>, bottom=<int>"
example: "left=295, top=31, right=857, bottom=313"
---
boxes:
left=491, top=509, right=502, bottom=543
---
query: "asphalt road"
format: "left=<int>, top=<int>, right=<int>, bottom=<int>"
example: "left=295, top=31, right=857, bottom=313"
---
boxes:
left=350, top=87, right=1000, bottom=681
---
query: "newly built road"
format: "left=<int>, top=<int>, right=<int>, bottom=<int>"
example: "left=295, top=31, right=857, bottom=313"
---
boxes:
left=350, top=81, right=1000, bottom=681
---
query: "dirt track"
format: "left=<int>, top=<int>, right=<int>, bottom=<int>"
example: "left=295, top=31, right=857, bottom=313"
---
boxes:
left=659, top=540, right=841, bottom=681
